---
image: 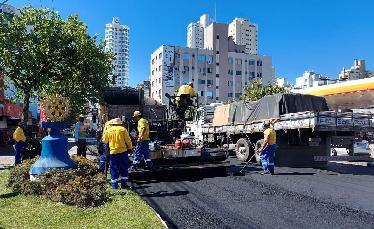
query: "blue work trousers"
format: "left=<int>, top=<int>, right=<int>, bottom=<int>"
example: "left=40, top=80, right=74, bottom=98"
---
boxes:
left=110, top=152, right=128, bottom=189
left=15, top=141, right=25, bottom=165
left=132, top=140, right=153, bottom=168
left=260, top=144, right=277, bottom=174
left=99, top=143, right=109, bottom=173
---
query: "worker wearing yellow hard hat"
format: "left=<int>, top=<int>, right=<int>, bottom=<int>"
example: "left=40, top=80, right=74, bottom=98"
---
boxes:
left=176, top=82, right=196, bottom=104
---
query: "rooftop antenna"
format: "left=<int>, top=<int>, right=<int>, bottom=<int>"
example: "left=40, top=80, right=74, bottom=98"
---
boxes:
left=214, top=1, right=217, bottom=22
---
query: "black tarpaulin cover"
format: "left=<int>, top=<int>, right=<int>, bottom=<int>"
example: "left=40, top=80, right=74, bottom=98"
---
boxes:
left=229, top=93, right=329, bottom=124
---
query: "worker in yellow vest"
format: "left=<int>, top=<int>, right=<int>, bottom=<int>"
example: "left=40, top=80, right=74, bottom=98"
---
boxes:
left=102, top=118, right=133, bottom=189
left=130, top=111, right=154, bottom=170
left=257, top=119, right=277, bottom=175
left=13, top=122, right=26, bottom=165
left=176, top=82, right=196, bottom=105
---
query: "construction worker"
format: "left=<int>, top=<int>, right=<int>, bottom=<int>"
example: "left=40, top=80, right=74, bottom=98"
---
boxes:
left=102, top=118, right=132, bottom=189
left=176, top=82, right=196, bottom=105
left=74, top=114, right=88, bottom=157
left=13, top=122, right=26, bottom=165
left=99, top=119, right=114, bottom=172
left=257, top=119, right=277, bottom=175
left=131, top=111, right=154, bottom=170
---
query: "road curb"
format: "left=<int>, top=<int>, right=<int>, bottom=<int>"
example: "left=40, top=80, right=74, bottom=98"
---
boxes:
left=152, top=207, right=169, bottom=229
left=143, top=200, right=168, bottom=229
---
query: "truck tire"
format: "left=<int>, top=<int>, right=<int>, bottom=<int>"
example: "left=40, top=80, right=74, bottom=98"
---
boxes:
left=254, top=140, right=264, bottom=165
left=235, top=138, right=253, bottom=162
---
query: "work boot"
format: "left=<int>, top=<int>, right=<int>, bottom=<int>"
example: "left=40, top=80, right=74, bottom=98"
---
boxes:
left=121, top=180, right=128, bottom=189
left=111, top=182, right=119, bottom=189
left=260, top=171, right=271, bottom=175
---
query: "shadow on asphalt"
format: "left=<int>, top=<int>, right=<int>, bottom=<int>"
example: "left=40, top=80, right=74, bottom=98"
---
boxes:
left=130, top=166, right=229, bottom=184
left=140, top=190, right=189, bottom=198
left=275, top=172, right=316, bottom=176
left=327, top=162, right=374, bottom=176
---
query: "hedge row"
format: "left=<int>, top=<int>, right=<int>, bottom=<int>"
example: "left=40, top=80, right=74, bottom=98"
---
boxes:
left=6, top=156, right=108, bottom=208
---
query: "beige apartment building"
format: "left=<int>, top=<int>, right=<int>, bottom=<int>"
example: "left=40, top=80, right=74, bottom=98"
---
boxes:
left=228, top=17, right=258, bottom=55
left=151, top=22, right=274, bottom=105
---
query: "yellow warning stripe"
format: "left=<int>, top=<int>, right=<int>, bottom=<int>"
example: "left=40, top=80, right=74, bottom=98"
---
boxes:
left=304, top=81, right=374, bottom=96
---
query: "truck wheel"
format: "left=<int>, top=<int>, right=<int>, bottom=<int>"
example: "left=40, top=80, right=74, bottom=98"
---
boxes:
left=254, top=140, right=264, bottom=165
left=235, top=138, right=253, bottom=162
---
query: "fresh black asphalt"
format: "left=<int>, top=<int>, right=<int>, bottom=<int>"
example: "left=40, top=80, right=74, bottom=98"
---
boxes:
left=130, top=157, right=374, bottom=229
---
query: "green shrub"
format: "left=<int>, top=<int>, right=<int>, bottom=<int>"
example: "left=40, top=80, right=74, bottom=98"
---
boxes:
left=7, top=157, right=42, bottom=196
left=7, top=155, right=109, bottom=208
left=23, top=137, right=42, bottom=160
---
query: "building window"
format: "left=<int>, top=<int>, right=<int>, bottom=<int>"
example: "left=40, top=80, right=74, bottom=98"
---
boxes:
left=257, top=60, right=263, bottom=66
left=216, top=35, right=219, bottom=39
left=207, top=68, right=213, bottom=73
left=227, top=81, right=233, bottom=86
left=152, top=70, right=154, bottom=75
left=216, top=51, right=219, bottom=54
left=249, top=60, right=255, bottom=65
left=206, top=55, right=213, bottom=64
left=197, top=55, right=205, bottom=62
left=198, top=79, right=206, bottom=84
left=228, top=93, right=233, bottom=97
left=207, top=80, right=213, bottom=85
left=184, top=66, right=189, bottom=71
left=151, top=59, right=155, bottom=65
left=235, top=59, right=242, bottom=65
left=207, top=91, right=213, bottom=98
left=235, top=93, right=242, bottom=98
left=199, top=91, right=204, bottom=96
left=216, top=74, right=219, bottom=77
left=216, top=86, right=219, bottom=89
left=236, top=71, right=242, bottom=75
left=216, top=97, right=219, bottom=100
left=228, top=58, right=233, bottom=64
left=216, top=63, right=219, bottom=66
left=159, top=66, right=161, bottom=71
left=183, top=53, right=189, bottom=60
left=228, top=70, right=233, bottom=75
left=159, top=53, right=162, bottom=59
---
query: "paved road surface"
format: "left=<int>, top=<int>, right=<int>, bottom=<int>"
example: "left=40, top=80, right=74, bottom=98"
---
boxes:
left=130, top=157, right=374, bottom=229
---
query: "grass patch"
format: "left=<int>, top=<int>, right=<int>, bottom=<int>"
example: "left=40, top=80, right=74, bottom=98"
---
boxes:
left=0, top=170, right=164, bottom=229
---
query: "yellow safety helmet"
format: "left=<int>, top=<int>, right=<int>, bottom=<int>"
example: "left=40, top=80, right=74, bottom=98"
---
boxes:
left=133, top=111, right=142, bottom=118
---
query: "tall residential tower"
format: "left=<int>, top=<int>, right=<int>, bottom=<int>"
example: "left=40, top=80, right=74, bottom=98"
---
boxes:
left=229, top=18, right=258, bottom=55
left=105, top=17, right=130, bottom=87
left=187, top=14, right=211, bottom=49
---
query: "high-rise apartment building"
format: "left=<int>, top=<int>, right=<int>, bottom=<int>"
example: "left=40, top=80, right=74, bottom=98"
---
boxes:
left=105, top=17, right=130, bottom=87
left=151, top=22, right=274, bottom=105
left=339, top=59, right=374, bottom=81
left=229, top=18, right=258, bottom=55
left=187, top=14, right=211, bottom=49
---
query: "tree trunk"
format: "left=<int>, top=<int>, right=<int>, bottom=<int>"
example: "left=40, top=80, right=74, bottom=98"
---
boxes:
left=22, top=90, right=30, bottom=124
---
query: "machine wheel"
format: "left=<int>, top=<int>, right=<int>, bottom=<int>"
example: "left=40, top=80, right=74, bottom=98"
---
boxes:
left=235, top=138, right=253, bottom=162
left=254, top=140, right=264, bottom=165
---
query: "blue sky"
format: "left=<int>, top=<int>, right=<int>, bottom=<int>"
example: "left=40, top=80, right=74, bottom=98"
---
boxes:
left=10, top=0, right=374, bottom=86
